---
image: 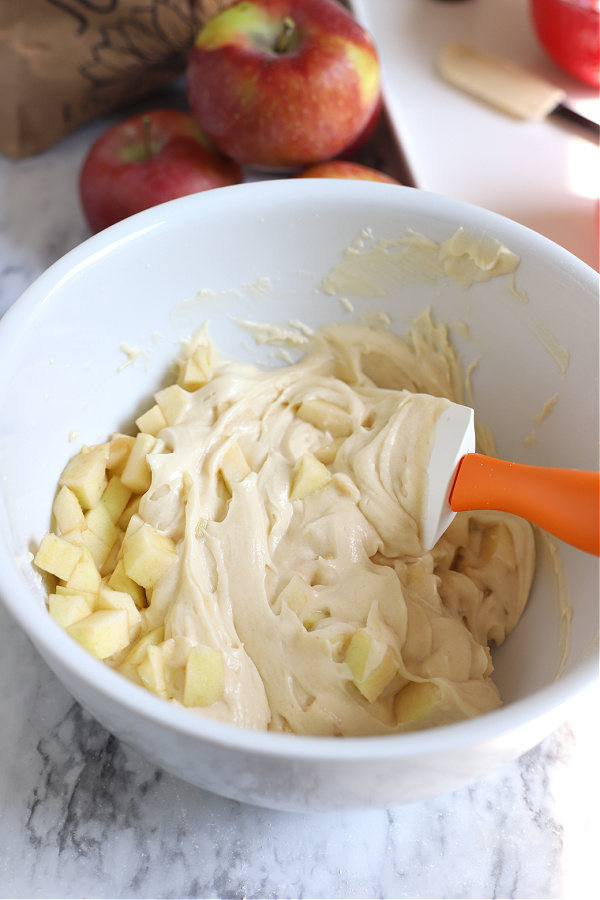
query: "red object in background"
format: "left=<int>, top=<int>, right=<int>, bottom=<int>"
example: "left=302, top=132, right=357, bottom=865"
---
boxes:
left=294, top=159, right=399, bottom=182
left=79, top=109, right=243, bottom=233
left=530, top=0, right=599, bottom=88
left=186, top=0, right=381, bottom=170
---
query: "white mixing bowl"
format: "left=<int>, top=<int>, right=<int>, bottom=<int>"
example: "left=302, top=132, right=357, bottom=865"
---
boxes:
left=0, top=180, right=597, bottom=812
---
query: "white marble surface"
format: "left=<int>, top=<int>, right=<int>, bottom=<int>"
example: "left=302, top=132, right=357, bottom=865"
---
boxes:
left=0, top=84, right=599, bottom=900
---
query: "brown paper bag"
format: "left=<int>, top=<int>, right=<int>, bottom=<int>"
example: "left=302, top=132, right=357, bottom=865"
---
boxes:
left=0, top=0, right=231, bottom=158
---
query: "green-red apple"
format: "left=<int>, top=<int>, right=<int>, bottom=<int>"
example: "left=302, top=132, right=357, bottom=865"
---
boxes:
left=79, top=109, right=243, bottom=233
left=337, top=90, right=383, bottom=159
left=294, top=160, right=399, bottom=183
left=186, top=0, right=380, bottom=170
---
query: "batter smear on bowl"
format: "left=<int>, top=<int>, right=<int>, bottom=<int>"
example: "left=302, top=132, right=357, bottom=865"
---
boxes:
left=33, top=313, right=535, bottom=736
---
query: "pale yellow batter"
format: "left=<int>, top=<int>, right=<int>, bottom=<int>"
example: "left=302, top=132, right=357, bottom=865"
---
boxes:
left=35, top=312, right=535, bottom=736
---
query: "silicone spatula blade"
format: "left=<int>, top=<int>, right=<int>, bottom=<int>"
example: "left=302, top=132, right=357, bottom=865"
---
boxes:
left=423, top=400, right=600, bottom=555
left=438, top=43, right=600, bottom=139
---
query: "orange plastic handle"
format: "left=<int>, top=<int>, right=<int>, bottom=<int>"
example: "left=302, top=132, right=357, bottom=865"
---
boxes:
left=449, top=453, right=600, bottom=556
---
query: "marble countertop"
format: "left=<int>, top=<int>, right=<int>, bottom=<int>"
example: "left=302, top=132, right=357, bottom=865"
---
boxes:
left=0, top=77, right=598, bottom=900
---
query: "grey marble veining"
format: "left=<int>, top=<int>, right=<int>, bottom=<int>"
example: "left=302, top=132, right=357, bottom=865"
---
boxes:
left=0, top=101, right=598, bottom=900
left=0, top=132, right=92, bottom=317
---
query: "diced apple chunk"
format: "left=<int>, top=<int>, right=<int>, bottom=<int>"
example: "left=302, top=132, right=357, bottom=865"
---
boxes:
left=355, top=655, right=398, bottom=704
left=117, top=494, right=141, bottom=531
left=107, top=558, right=146, bottom=609
left=101, top=476, right=132, bottom=523
left=345, top=629, right=397, bottom=703
left=67, top=609, right=129, bottom=659
left=58, top=444, right=108, bottom=509
left=65, top=545, right=102, bottom=595
left=85, top=501, right=120, bottom=548
left=394, top=681, right=442, bottom=724
left=138, top=644, right=168, bottom=696
left=60, top=528, right=84, bottom=546
left=154, top=384, right=190, bottom=426
left=122, top=521, right=177, bottom=589
left=178, top=355, right=208, bottom=391
left=183, top=645, right=224, bottom=707
left=120, top=432, right=156, bottom=494
left=135, top=403, right=168, bottom=437
left=290, top=454, right=332, bottom=501
left=106, top=433, right=135, bottom=475
left=297, top=399, right=353, bottom=437
left=344, top=629, right=372, bottom=681
left=95, top=585, right=142, bottom=641
left=81, top=528, right=112, bottom=569
left=55, top=584, right=97, bottom=606
left=48, top=592, right=92, bottom=629
left=220, top=441, right=250, bottom=492
left=302, top=610, right=328, bottom=631
left=52, top=485, right=85, bottom=535
left=122, top=512, right=145, bottom=542
left=278, top=574, right=312, bottom=617
left=100, top=531, right=123, bottom=577
left=124, top=625, right=165, bottom=665
left=34, top=532, right=82, bottom=581
left=178, top=336, right=215, bottom=390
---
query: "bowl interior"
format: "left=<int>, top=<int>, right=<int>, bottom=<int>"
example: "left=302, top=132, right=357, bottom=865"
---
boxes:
left=0, top=180, right=597, bottom=728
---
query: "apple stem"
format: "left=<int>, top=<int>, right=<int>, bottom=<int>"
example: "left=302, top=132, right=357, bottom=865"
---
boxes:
left=276, top=17, right=295, bottom=53
left=142, top=116, right=153, bottom=160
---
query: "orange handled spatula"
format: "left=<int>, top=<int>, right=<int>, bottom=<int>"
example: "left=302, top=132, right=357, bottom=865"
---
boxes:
left=422, top=401, right=600, bottom=554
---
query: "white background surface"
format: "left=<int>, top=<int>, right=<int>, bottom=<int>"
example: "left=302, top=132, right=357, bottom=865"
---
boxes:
left=351, top=0, right=599, bottom=270
left=0, top=1, right=598, bottom=897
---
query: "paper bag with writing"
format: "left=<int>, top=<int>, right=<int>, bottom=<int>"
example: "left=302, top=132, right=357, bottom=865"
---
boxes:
left=0, top=0, right=231, bottom=158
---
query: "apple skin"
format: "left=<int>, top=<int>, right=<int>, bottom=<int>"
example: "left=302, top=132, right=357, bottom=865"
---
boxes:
left=337, top=90, right=383, bottom=159
left=79, top=109, right=243, bottom=233
left=186, top=0, right=380, bottom=170
left=294, top=160, right=399, bottom=183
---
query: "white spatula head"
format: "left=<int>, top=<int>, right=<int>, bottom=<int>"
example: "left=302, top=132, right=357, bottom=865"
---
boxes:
left=438, top=43, right=566, bottom=120
left=421, top=401, right=476, bottom=550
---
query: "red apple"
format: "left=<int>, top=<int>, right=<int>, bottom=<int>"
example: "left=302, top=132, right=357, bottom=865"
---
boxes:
left=79, top=109, right=243, bottom=233
left=337, top=90, right=383, bottom=159
left=186, top=0, right=380, bottom=170
left=294, top=160, right=399, bottom=183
